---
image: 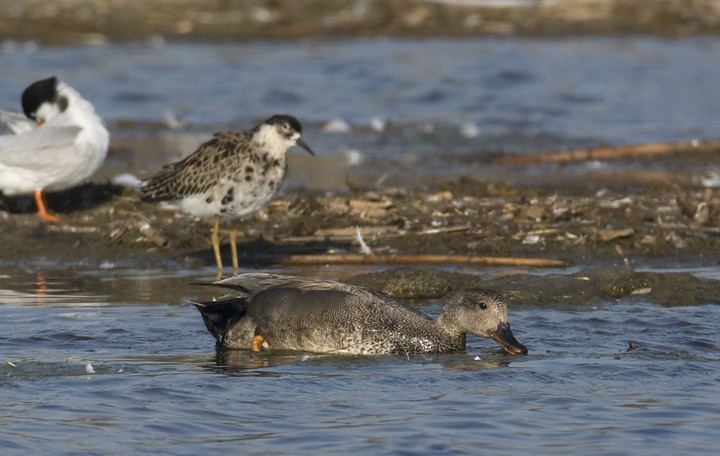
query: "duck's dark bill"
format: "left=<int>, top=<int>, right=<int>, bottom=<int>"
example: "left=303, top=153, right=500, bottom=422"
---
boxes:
left=491, top=322, right=528, bottom=355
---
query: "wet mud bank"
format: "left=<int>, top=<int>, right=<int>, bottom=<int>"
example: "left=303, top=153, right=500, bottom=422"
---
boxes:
left=3, top=176, right=720, bottom=306
left=347, top=266, right=720, bottom=307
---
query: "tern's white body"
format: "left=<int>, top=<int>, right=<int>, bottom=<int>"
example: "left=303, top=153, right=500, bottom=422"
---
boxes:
left=0, top=82, right=109, bottom=196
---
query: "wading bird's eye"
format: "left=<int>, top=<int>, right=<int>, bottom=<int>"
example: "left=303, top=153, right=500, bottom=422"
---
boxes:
left=479, top=302, right=487, bottom=310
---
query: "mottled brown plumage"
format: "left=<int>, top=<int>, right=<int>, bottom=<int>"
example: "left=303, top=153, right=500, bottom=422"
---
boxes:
left=141, top=115, right=314, bottom=274
left=142, top=130, right=282, bottom=213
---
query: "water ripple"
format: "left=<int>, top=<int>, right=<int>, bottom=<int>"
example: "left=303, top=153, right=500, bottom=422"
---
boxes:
left=1, top=275, right=720, bottom=453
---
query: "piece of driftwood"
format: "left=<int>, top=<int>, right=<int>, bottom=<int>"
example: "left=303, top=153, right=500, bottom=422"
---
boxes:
left=494, top=139, right=720, bottom=166
left=597, top=227, right=635, bottom=242
left=45, top=225, right=99, bottom=233
left=658, top=222, right=720, bottom=234
left=418, top=225, right=470, bottom=235
left=312, top=225, right=399, bottom=239
left=137, top=221, right=170, bottom=247
left=242, top=253, right=567, bottom=267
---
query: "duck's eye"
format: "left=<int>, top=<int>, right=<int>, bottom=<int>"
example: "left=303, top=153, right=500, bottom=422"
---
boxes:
left=479, top=302, right=487, bottom=310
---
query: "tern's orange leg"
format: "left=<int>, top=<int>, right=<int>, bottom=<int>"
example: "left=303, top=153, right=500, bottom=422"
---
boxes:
left=33, top=190, right=59, bottom=222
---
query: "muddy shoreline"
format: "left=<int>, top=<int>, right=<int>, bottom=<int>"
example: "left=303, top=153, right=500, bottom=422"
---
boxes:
left=4, top=1, right=720, bottom=306
left=4, top=176, right=720, bottom=268
left=3, top=174, right=720, bottom=307
left=5, top=172, right=720, bottom=266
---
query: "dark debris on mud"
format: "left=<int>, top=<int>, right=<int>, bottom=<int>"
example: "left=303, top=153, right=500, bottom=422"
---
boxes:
left=3, top=177, right=720, bottom=307
left=4, top=178, right=720, bottom=265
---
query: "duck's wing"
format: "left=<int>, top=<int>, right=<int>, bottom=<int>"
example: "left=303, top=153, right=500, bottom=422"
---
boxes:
left=210, top=273, right=433, bottom=320
left=0, top=126, right=81, bottom=168
left=192, top=273, right=288, bottom=301
left=194, top=272, right=290, bottom=296
left=0, top=110, right=36, bottom=134
left=212, top=272, right=383, bottom=300
left=208, top=272, right=417, bottom=321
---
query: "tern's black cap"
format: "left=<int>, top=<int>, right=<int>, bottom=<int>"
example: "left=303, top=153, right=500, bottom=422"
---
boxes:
left=21, top=76, right=58, bottom=119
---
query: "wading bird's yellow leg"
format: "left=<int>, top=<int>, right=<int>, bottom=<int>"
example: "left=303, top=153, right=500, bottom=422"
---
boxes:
left=211, top=218, right=223, bottom=276
left=34, top=190, right=59, bottom=222
left=230, top=229, right=239, bottom=275
left=251, top=335, right=265, bottom=352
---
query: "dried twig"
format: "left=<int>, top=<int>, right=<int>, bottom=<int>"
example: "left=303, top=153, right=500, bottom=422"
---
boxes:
left=45, top=225, right=99, bottom=233
left=355, top=227, right=373, bottom=255
left=494, top=139, right=720, bottom=166
left=312, top=225, right=398, bottom=239
left=107, top=224, right=129, bottom=244
left=657, top=222, right=720, bottom=234
left=241, top=253, right=566, bottom=268
left=418, top=225, right=469, bottom=235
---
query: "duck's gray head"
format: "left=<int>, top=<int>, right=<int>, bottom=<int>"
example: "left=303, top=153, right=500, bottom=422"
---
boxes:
left=441, top=288, right=528, bottom=355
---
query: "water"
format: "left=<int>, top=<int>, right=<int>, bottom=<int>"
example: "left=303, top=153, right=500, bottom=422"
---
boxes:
left=2, top=36, right=720, bottom=453
left=3, top=37, right=720, bottom=188
left=1, top=265, right=719, bottom=455
left=3, top=37, right=719, bottom=142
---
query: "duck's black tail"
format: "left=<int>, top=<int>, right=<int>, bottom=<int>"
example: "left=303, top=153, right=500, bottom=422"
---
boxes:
left=193, top=298, right=248, bottom=347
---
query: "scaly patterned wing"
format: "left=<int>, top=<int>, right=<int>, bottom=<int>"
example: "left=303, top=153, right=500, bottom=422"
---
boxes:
left=140, top=131, right=252, bottom=202
left=211, top=273, right=427, bottom=317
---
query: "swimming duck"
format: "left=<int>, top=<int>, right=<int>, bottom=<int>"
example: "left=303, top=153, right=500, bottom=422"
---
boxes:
left=194, top=273, right=528, bottom=356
